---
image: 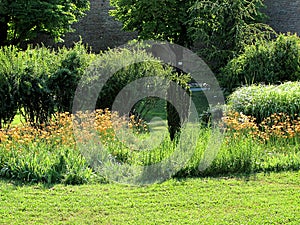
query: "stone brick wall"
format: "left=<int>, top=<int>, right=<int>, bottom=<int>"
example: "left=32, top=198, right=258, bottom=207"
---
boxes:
left=35, top=0, right=137, bottom=52
left=35, top=0, right=300, bottom=52
left=263, top=0, right=300, bottom=35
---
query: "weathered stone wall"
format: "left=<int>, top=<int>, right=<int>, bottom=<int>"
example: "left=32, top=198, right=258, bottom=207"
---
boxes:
left=36, top=0, right=300, bottom=52
left=36, top=0, right=137, bottom=52
left=263, top=0, right=300, bottom=35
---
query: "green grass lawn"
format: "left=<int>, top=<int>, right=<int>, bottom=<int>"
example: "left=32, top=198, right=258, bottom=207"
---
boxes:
left=1, top=171, right=299, bottom=224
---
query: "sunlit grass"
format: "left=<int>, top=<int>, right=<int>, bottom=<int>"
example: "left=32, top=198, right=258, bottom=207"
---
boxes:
left=0, top=171, right=299, bottom=224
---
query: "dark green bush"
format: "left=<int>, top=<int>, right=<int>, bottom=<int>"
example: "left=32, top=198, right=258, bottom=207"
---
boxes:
left=50, top=43, right=95, bottom=113
left=17, top=47, right=59, bottom=125
left=0, top=43, right=95, bottom=127
left=75, top=47, right=190, bottom=118
left=227, top=81, right=300, bottom=123
left=0, top=46, right=20, bottom=128
left=72, top=47, right=191, bottom=140
left=221, top=34, right=300, bottom=93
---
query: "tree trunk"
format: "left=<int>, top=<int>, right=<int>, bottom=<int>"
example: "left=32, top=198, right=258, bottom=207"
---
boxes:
left=150, top=43, right=190, bottom=141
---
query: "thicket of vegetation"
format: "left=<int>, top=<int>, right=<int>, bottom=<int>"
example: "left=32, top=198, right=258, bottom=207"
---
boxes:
left=1, top=108, right=300, bottom=184
left=0, top=43, right=187, bottom=129
left=222, top=34, right=300, bottom=93
left=1, top=0, right=300, bottom=185
left=0, top=43, right=94, bottom=128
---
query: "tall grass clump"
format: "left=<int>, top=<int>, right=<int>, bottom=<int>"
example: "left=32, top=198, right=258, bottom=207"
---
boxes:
left=177, top=111, right=300, bottom=177
left=227, top=81, right=300, bottom=123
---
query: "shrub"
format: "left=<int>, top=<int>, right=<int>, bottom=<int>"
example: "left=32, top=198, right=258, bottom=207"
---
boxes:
left=0, top=43, right=95, bottom=127
left=18, top=44, right=95, bottom=125
left=0, top=46, right=20, bottom=128
left=50, top=43, right=95, bottom=113
left=74, top=47, right=190, bottom=141
left=221, top=34, right=300, bottom=93
left=227, top=82, right=300, bottom=123
left=91, top=48, right=177, bottom=110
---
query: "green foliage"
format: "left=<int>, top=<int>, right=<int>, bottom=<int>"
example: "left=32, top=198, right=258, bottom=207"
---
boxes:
left=95, top=48, right=174, bottom=110
left=89, top=47, right=191, bottom=140
left=18, top=47, right=57, bottom=125
left=0, top=144, right=94, bottom=184
left=0, top=43, right=94, bottom=126
left=227, top=82, right=300, bottom=123
left=189, top=0, right=275, bottom=72
left=0, top=0, right=90, bottom=46
left=77, top=47, right=189, bottom=119
left=110, top=0, right=194, bottom=46
left=222, top=34, right=300, bottom=93
left=0, top=44, right=183, bottom=128
left=0, top=46, right=20, bottom=128
left=50, top=43, right=95, bottom=113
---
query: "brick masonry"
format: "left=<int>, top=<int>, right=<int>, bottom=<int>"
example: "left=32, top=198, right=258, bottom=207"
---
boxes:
left=35, top=0, right=137, bottom=52
left=36, top=0, right=300, bottom=52
left=263, top=0, right=300, bottom=35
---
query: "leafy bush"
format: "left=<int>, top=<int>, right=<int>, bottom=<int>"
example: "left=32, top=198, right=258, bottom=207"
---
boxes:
left=90, top=48, right=176, bottom=110
left=50, top=43, right=95, bottom=113
left=227, top=82, right=300, bottom=123
left=221, top=34, right=300, bottom=93
left=0, top=46, right=20, bottom=128
left=0, top=43, right=95, bottom=127
left=74, top=47, right=190, bottom=141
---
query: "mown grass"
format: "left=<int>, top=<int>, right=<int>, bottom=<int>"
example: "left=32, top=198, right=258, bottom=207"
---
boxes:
left=0, top=171, right=299, bottom=224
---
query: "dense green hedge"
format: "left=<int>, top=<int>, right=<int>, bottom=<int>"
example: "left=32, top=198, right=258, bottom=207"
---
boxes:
left=0, top=43, right=94, bottom=127
left=0, top=44, right=186, bottom=128
left=221, top=34, right=300, bottom=93
left=227, top=82, right=300, bottom=123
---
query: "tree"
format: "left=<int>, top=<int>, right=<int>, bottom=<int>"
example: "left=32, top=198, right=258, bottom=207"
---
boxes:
left=110, top=0, right=194, bottom=140
left=0, top=0, right=90, bottom=46
left=110, top=0, right=193, bottom=47
left=188, top=0, right=276, bottom=72
left=110, top=0, right=275, bottom=140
